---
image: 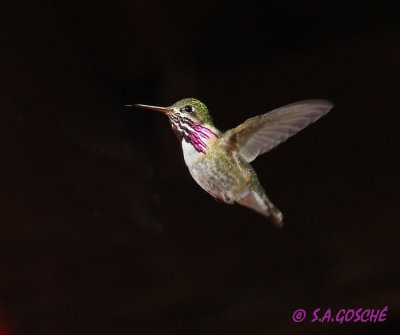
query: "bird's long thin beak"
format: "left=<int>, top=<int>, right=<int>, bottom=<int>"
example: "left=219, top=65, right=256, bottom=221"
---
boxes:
left=131, top=104, right=173, bottom=114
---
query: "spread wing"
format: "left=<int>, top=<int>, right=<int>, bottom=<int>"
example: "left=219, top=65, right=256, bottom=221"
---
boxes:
left=219, top=100, right=333, bottom=163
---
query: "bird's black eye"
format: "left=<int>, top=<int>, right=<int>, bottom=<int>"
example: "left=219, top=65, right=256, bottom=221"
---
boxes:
left=181, top=105, right=194, bottom=113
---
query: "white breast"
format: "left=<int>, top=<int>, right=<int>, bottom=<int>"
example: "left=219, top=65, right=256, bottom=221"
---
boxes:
left=182, top=139, right=202, bottom=168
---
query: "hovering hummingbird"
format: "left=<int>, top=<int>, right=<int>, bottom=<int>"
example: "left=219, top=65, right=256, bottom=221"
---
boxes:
left=133, top=99, right=333, bottom=226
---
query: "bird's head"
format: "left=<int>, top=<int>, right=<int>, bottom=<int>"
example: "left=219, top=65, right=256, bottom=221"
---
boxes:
left=135, top=98, right=213, bottom=126
left=134, top=98, right=218, bottom=153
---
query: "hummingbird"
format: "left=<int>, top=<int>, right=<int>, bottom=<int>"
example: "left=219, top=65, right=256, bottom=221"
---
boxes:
left=133, top=98, right=333, bottom=226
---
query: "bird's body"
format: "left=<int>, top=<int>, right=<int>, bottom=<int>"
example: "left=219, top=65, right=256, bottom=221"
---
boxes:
left=181, top=127, right=282, bottom=224
left=134, top=98, right=333, bottom=226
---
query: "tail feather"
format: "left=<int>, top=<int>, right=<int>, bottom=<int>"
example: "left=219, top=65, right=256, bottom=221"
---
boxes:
left=237, top=191, right=283, bottom=227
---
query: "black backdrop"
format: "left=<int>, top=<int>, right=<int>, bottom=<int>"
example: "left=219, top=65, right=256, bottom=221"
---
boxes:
left=1, top=1, right=399, bottom=334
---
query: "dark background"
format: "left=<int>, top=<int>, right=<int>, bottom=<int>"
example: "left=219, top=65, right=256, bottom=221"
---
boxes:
left=1, top=1, right=399, bottom=334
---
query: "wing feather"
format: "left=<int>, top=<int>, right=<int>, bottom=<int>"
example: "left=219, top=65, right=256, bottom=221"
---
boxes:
left=220, top=100, right=333, bottom=163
